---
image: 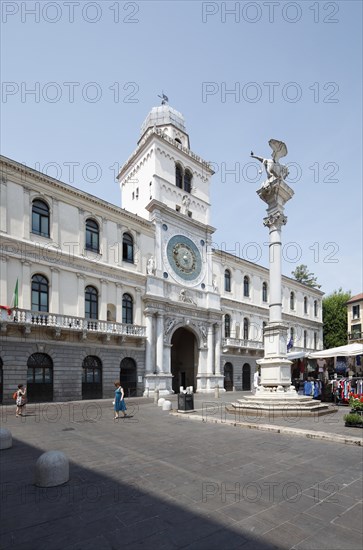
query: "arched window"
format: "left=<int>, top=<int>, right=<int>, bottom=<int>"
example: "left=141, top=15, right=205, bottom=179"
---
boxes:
left=175, top=164, right=183, bottom=189
left=304, top=296, right=308, bottom=314
left=304, top=330, right=307, bottom=348
left=27, top=353, right=53, bottom=402
left=224, top=269, right=231, bottom=292
left=224, top=314, right=231, bottom=338
left=243, top=276, right=250, bottom=297
left=224, top=362, right=233, bottom=391
left=85, top=286, right=98, bottom=319
left=122, top=293, right=133, bottom=324
left=123, top=233, right=134, bottom=263
left=85, top=219, right=99, bottom=252
left=290, top=291, right=295, bottom=310
left=262, top=282, right=268, bottom=303
left=31, top=274, right=49, bottom=312
left=243, top=318, right=249, bottom=340
left=82, top=355, right=102, bottom=400
left=314, top=300, right=318, bottom=317
left=32, top=199, right=50, bottom=237
left=184, top=170, right=192, bottom=193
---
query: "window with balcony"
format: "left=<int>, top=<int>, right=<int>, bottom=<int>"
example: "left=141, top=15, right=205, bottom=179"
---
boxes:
left=224, top=314, right=231, bottom=338
left=243, top=276, right=250, bottom=298
left=31, top=274, right=49, bottom=312
left=123, top=233, right=134, bottom=263
left=262, top=282, right=268, bottom=303
left=122, top=293, right=133, bottom=324
left=304, top=296, right=308, bottom=314
left=85, top=286, right=98, bottom=319
left=85, top=219, right=100, bottom=252
left=32, top=199, right=50, bottom=238
left=314, top=300, right=318, bottom=317
left=224, top=270, right=231, bottom=292
left=290, top=291, right=295, bottom=310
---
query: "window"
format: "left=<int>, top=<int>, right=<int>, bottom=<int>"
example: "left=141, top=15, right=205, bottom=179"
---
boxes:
left=262, top=282, right=268, bottom=303
left=243, top=318, right=249, bottom=340
left=184, top=170, right=192, bottom=193
left=243, top=276, right=250, bottom=297
left=175, top=164, right=183, bottom=189
left=353, top=305, right=360, bottom=319
left=290, top=291, right=295, bottom=310
left=304, top=330, right=307, bottom=348
left=314, top=300, right=318, bottom=317
left=314, top=332, right=317, bottom=350
left=123, top=233, right=134, bottom=263
left=224, top=314, right=231, bottom=338
left=31, top=274, right=49, bottom=312
left=85, top=286, right=98, bottom=319
left=85, top=219, right=99, bottom=252
left=224, top=270, right=231, bottom=292
left=32, top=199, right=49, bottom=237
left=122, top=293, right=133, bottom=324
left=175, top=163, right=192, bottom=193
left=304, top=296, right=308, bottom=314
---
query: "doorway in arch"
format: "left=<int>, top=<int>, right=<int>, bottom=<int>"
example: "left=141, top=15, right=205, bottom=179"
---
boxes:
left=242, top=363, right=251, bottom=391
left=171, top=328, right=197, bottom=393
left=224, top=362, right=234, bottom=391
left=120, top=357, right=137, bottom=397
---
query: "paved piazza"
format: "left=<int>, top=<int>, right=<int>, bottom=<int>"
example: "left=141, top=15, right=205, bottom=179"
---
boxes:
left=1, top=394, right=362, bottom=550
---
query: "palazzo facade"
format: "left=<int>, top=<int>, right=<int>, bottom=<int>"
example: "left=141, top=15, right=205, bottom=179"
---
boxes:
left=0, top=104, right=323, bottom=403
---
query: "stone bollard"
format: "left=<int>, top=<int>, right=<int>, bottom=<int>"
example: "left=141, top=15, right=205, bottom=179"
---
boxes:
left=0, top=428, right=12, bottom=450
left=162, top=400, right=172, bottom=411
left=157, top=397, right=165, bottom=407
left=214, top=385, right=220, bottom=399
left=34, top=451, right=69, bottom=488
left=154, top=388, right=159, bottom=404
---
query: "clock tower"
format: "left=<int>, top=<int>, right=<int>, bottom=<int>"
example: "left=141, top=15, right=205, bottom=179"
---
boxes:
left=117, top=101, right=224, bottom=395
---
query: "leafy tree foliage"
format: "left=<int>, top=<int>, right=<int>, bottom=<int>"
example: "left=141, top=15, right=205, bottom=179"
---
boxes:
left=323, top=288, right=351, bottom=348
left=291, top=264, right=321, bottom=288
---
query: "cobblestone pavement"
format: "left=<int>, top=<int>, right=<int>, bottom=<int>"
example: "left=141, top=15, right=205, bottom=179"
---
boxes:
left=1, top=394, right=362, bottom=550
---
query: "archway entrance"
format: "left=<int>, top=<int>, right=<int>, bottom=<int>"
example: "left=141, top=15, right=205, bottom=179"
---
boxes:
left=224, top=362, right=233, bottom=391
left=242, top=363, right=251, bottom=390
left=82, top=356, right=102, bottom=400
left=120, top=357, right=137, bottom=397
left=27, top=353, right=53, bottom=402
left=171, top=328, right=197, bottom=393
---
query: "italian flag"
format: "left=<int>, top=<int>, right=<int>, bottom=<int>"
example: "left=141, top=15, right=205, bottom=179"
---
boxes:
left=0, top=278, right=18, bottom=314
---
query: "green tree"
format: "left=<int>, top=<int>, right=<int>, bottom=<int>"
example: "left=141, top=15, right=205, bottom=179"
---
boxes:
left=322, top=288, right=351, bottom=348
left=291, top=264, right=321, bottom=288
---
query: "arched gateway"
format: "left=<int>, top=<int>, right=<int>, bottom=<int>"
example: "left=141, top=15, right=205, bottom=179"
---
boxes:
left=171, top=327, right=198, bottom=393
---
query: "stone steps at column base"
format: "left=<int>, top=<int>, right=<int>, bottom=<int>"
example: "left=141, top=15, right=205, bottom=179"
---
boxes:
left=227, top=401, right=336, bottom=417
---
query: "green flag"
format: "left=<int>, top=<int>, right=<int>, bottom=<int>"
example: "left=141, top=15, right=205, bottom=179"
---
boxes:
left=12, top=278, right=19, bottom=308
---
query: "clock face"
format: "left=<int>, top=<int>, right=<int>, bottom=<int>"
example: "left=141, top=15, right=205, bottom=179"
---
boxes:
left=166, top=235, right=203, bottom=283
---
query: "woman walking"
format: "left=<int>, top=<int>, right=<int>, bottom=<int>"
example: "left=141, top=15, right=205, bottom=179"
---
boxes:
left=114, top=381, right=127, bottom=419
left=15, top=384, right=27, bottom=417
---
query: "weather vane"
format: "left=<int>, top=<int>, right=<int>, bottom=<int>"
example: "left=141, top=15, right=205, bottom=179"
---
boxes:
left=158, top=92, right=169, bottom=105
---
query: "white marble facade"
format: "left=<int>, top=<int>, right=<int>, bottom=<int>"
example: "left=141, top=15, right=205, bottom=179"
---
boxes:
left=0, top=104, right=323, bottom=402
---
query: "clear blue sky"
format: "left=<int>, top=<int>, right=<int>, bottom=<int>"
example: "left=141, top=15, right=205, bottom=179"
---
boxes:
left=1, top=1, right=362, bottom=296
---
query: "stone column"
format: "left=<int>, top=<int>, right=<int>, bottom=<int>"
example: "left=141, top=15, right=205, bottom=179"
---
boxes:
left=156, top=312, right=164, bottom=373
left=101, top=218, right=108, bottom=263
left=21, top=260, right=31, bottom=309
left=52, top=198, right=59, bottom=244
left=134, top=287, right=142, bottom=325
left=0, top=178, right=7, bottom=233
left=214, top=323, right=221, bottom=375
left=50, top=267, right=59, bottom=313
left=77, top=274, right=85, bottom=317
left=206, top=324, right=214, bottom=375
left=100, top=279, right=108, bottom=320
left=78, top=209, right=85, bottom=255
left=23, top=187, right=30, bottom=239
left=0, top=257, right=7, bottom=305
left=116, top=283, right=123, bottom=323
left=144, top=311, right=154, bottom=374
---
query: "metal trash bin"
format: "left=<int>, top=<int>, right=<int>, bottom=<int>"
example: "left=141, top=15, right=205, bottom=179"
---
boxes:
left=178, top=392, right=194, bottom=412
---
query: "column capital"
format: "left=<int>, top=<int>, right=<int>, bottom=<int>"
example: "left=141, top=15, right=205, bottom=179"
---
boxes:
left=263, top=211, right=287, bottom=229
left=77, top=273, right=85, bottom=280
left=21, top=260, right=31, bottom=267
left=50, top=267, right=60, bottom=273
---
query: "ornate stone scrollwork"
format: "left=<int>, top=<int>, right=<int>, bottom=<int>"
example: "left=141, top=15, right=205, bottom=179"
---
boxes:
left=263, top=211, right=287, bottom=228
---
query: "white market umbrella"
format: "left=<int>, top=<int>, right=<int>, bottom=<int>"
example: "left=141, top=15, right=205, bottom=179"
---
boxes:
left=308, top=343, right=363, bottom=359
